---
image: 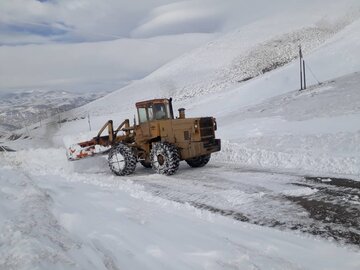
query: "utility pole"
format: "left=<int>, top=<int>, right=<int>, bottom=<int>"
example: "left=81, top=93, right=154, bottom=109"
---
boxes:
left=299, top=45, right=303, bottom=90
left=299, top=45, right=307, bottom=91
left=303, top=59, right=306, bottom=90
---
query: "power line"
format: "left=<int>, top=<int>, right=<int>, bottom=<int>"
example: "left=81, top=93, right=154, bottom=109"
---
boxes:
left=304, top=61, right=321, bottom=85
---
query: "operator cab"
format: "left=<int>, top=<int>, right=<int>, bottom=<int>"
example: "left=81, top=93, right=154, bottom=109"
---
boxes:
left=136, top=98, right=174, bottom=123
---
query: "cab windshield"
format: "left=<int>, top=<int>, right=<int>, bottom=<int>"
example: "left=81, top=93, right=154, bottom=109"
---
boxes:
left=137, top=102, right=170, bottom=123
left=152, top=103, right=169, bottom=120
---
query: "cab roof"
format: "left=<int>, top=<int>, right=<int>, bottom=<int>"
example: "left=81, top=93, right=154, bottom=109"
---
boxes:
left=135, top=98, right=170, bottom=108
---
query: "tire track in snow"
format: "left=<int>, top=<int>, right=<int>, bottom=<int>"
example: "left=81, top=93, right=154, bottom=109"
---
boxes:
left=133, top=165, right=360, bottom=247
left=2, top=148, right=360, bottom=247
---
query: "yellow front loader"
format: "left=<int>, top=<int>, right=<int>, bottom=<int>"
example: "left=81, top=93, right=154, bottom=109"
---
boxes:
left=67, top=98, right=221, bottom=176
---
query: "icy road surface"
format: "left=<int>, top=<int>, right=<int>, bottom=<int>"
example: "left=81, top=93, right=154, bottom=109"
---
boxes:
left=132, top=164, right=360, bottom=247
left=1, top=149, right=359, bottom=270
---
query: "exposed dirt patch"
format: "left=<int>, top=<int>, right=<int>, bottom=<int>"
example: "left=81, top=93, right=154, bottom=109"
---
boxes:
left=306, top=176, right=360, bottom=189
left=287, top=196, right=360, bottom=245
left=189, top=202, right=250, bottom=222
left=285, top=176, right=360, bottom=246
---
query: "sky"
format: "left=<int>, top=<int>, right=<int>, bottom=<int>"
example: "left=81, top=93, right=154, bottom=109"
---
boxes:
left=0, top=0, right=346, bottom=94
left=0, top=0, right=241, bottom=93
left=0, top=0, right=255, bottom=94
left=0, top=0, right=281, bottom=45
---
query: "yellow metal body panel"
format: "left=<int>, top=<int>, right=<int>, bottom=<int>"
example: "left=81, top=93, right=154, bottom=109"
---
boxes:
left=69, top=98, right=221, bottom=162
left=134, top=117, right=220, bottom=160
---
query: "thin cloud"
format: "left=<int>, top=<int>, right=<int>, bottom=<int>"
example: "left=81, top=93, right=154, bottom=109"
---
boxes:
left=0, top=0, right=173, bottom=44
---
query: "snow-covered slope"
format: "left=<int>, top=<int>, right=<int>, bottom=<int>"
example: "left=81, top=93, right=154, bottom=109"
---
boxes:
left=72, top=1, right=360, bottom=116
left=39, top=1, right=360, bottom=177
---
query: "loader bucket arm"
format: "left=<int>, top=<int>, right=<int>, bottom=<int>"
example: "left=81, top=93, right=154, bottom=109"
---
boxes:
left=96, top=120, right=114, bottom=144
left=66, top=119, right=134, bottom=161
left=114, top=119, right=132, bottom=137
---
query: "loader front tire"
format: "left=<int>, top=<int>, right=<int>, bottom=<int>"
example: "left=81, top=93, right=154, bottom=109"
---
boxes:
left=108, top=143, right=137, bottom=176
left=186, top=154, right=211, bottom=168
left=150, top=142, right=180, bottom=175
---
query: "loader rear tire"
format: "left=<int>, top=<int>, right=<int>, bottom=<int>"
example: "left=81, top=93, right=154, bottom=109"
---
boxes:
left=186, top=154, right=211, bottom=168
left=150, top=142, right=180, bottom=175
left=108, top=143, right=137, bottom=176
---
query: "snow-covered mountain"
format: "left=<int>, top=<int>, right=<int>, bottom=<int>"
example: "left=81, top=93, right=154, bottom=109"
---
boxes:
left=0, top=89, right=107, bottom=133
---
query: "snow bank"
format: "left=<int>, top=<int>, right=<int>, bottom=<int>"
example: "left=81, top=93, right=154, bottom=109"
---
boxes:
left=211, top=72, right=360, bottom=178
left=216, top=140, right=360, bottom=177
left=0, top=167, right=114, bottom=270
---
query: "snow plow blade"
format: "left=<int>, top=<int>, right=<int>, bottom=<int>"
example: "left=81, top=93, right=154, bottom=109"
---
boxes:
left=66, top=120, right=125, bottom=161
left=66, top=139, right=111, bottom=161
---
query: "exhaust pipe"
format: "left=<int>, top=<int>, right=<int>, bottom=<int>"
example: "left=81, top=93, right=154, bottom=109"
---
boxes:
left=178, top=108, right=186, bottom=119
left=169, top=97, right=174, bottom=119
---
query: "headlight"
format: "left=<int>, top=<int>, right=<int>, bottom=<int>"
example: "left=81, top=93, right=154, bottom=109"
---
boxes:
left=194, top=121, right=199, bottom=132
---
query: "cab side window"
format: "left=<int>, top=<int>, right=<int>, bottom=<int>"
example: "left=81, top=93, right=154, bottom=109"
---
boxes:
left=138, top=108, right=148, bottom=123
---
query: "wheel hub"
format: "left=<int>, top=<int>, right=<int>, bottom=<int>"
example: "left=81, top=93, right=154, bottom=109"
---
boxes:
left=109, top=153, right=125, bottom=171
left=157, top=154, right=165, bottom=166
